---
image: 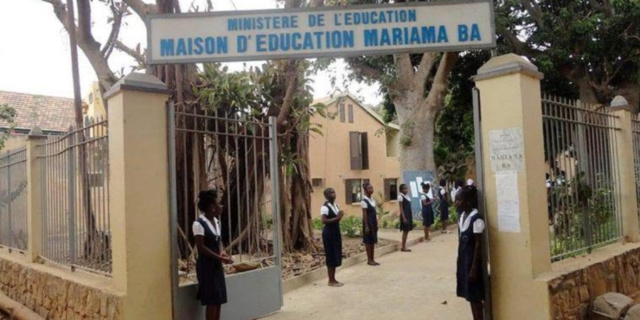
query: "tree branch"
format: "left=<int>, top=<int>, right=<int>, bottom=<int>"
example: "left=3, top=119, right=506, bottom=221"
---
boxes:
left=123, top=0, right=156, bottom=20
left=349, top=59, right=384, bottom=81
left=414, top=53, right=437, bottom=91
left=101, top=0, right=124, bottom=60
left=394, top=53, right=414, bottom=88
left=277, top=61, right=298, bottom=128
left=115, top=40, right=146, bottom=66
left=425, top=52, right=459, bottom=110
left=521, top=0, right=544, bottom=27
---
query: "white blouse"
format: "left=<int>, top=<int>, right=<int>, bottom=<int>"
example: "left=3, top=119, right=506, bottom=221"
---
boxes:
left=321, top=202, right=340, bottom=216
left=192, top=214, right=221, bottom=237
left=361, top=196, right=376, bottom=209
left=459, top=209, right=485, bottom=234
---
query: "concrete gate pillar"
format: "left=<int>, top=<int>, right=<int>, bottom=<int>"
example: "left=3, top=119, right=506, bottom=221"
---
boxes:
left=104, top=73, right=173, bottom=320
left=474, top=54, right=552, bottom=320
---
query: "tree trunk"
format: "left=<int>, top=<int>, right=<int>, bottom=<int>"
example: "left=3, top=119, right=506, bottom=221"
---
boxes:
left=393, top=91, right=438, bottom=173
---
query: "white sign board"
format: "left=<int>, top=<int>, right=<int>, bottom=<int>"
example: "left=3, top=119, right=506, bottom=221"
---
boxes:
left=489, top=127, right=524, bottom=172
left=147, top=1, right=495, bottom=64
left=495, top=170, right=520, bottom=233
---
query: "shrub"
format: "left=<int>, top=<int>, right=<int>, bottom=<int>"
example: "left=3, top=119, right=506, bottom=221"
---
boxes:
left=340, top=216, right=362, bottom=238
left=312, top=217, right=323, bottom=231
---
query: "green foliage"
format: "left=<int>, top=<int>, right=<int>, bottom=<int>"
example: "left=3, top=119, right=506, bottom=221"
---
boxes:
left=312, top=217, right=323, bottom=231
left=340, top=215, right=362, bottom=238
left=497, top=0, right=640, bottom=104
left=0, top=104, right=17, bottom=151
left=549, top=173, right=619, bottom=259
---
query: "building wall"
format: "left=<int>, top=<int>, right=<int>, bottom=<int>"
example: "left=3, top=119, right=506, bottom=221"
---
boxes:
left=309, top=96, right=401, bottom=217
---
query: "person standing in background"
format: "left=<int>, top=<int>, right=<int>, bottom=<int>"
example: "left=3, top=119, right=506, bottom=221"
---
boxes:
left=421, top=182, right=435, bottom=241
left=320, top=188, right=344, bottom=287
left=438, top=179, right=451, bottom=234
left=361, top=182, right=380, bottom=266
left=398, top=184, right=414, bottom=252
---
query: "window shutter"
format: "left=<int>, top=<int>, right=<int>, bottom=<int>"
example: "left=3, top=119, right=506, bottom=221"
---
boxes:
left=361, top=132, right=369, bottom=170
left=349, top=132, right=362, bottom=170
left=345, top=179, right=353, bottom=204
left=348, top=104, right=354, bottom=123
left=340, top=104, right=346, bottom=123
left=384, top=179, right=391, bottom=201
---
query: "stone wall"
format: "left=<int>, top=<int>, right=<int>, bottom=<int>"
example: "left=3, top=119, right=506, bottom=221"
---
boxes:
left=0, top=255, right=122, bottom=320
left=548, top=245, right=640, bottom=320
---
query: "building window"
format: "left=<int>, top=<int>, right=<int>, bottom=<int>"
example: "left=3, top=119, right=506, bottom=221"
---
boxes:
left=349, top=132, right=369, bottom=170
left=339, top=104, right=346, bottom=123
left=312, top=178, right=324, bottom=188
left=345, top=178, right=370, bottom=204
left=384, top=179, right=398, bottom=201
left=348, top=104, right=354, bottom=123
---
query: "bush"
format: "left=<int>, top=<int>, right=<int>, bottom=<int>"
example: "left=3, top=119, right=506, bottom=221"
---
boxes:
left=450, top=210, right=459, bottom=224
left=413, top=220, right=420, bottom=229
left=312, top=217, right=323, bottom=231
left=340, top=216, right=362, bottom=238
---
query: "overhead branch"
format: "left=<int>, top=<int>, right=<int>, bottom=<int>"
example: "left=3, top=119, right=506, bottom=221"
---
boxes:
left=521, top=0, right=544, bottom=27
left=115, top=40, right=146, bottom=66
left=425, top=52, right=459, bottom=110
left=42, top=0, right=72, bottom=31
left=414, top=53, right=437, bottom=91
left=123, top=0, right=157, bottom=20
left=102, top=1, right=124, bottom=60
left=349, top=59, right=385, bottom=82
left=496, top=24, right=539, bottom=57
left=276, top=61, right=298, bottom=128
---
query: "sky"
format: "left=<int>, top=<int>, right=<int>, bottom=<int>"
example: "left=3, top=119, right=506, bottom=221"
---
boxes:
left=0, top=0, right=382, bottom=105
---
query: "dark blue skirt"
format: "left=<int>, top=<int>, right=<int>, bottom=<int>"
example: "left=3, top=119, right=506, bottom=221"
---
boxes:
left=196, top=258, right=227, bottom=306
left=322, top=225, right=343, bottom=268
left=422, top=205, right=434, bottom=227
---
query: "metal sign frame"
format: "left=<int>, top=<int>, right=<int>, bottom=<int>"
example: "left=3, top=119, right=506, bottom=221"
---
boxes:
left=146, top=0, right=496, bottom=64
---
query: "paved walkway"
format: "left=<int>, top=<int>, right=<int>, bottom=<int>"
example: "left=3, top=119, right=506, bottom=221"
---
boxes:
left=266, top=230, right=472, bottom=320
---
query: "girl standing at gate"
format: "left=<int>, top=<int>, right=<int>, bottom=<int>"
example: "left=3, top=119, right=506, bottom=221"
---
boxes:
left=455, top=186, right=485, bottom=320
left=421, top=182, right=435, bottom=241
left=321, top=187, right=344, bottom=287
left=438, top=179, right=451, bottom=234
left=193, top=189, right=234, bottom=320
left=361, top=182, right=380, bottom=266
left=398, top=184, right=413, bottom=252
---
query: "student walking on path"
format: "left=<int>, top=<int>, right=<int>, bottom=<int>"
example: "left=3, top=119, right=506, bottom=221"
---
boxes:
left=321, top=188, right=344, bottom=287
left=361, top=182, right=380, bottom=266
left=397, top=184, right=413, bottom=252
left=193, top=189, right=234, bottom=320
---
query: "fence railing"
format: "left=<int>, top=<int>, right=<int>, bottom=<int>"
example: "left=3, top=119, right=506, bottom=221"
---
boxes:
left=542, top=95, right=623, bottom=261
left=171, top=103, right=279, bottom=282
left=0, top=147, right=28, bottom=252
left=38, top=117, right=111, bottom=275
left=633, top=114, right=640, bottom=222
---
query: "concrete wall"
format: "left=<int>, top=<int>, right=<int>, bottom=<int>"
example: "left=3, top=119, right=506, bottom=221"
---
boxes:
left=309, top=96, right=401, bottom=216
left=0, top=252, right=122, bottom=320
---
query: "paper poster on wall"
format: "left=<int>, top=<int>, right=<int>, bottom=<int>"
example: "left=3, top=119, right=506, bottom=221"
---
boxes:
left=489, top=127, right=524, bottom=172
left=495, top=170, right=521, bottom=233
left=402, top=170, right=435, bottom=220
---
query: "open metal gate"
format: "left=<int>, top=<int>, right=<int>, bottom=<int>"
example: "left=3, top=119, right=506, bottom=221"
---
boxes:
left=472, top=88, right=493, bottom=320
left=167, top=102, right=283, bottom=320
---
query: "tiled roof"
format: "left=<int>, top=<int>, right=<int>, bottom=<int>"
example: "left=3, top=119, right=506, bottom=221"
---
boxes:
left=0, top=91, right=76, bottom=133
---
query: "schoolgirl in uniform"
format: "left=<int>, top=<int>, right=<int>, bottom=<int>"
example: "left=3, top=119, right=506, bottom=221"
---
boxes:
left=361, top=182, right=380, bottom=266
left=321, top=188, right=344, bottom=287
left=455, top=186, right=485, bottom=320
left=438, top=179, right=451, bottom=234
left=192, top=189, right=234, bottom=320
left=421, top=182, right=435, bottom=241
left=397, top=184, right=413, bottom=252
